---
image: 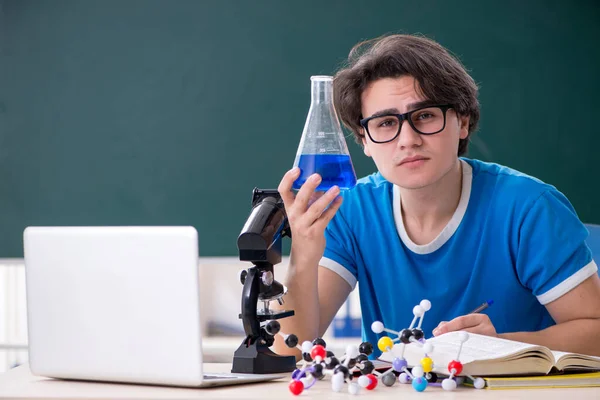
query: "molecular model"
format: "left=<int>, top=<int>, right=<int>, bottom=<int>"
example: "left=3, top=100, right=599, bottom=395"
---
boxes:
left=260, top=299, right=485, bottom=395
left=371, top=299, right=436, bottom=391
left=438, top=331, right=486, bottom=391
left=259, top=317, right=380, bottom=396
left=372, top=299, right=485, bottom=391
left=276, top=332, right=378, bottom=396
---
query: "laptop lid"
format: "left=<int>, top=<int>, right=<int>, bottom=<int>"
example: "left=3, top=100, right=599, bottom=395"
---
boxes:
left=24, top=226, right=206, bottom=386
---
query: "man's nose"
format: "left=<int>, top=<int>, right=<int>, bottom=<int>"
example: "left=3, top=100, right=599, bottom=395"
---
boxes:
left=396, top=120, right=423, bottom=149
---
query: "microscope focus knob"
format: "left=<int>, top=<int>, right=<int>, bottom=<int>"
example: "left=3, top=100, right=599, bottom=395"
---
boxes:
left=239, top=269, right=248, bottom=284
left=261, top=271, right=274, bottom=286
left=265, top=320, right=281, bottom=335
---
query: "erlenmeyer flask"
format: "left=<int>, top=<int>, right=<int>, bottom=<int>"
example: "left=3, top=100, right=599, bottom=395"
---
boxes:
left=292, top=76, right=357, bottom=191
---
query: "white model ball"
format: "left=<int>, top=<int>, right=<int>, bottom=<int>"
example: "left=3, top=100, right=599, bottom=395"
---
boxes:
left=411, top=365, right=424, bottom=378
left=399, top=373, right=410, bottom=384
left=331, top=373, right=344, bottom=392
left=301, top=341, right=313, bottom=353
left=420, top=299, right=432, bottom=311
left=413, top=305, right=424, bottom=317
left=332, top=380, right=344, bottom=392
left=474, top=377, right=486, bottom=389
left=345, top=345, right=360, bottom=359
left=423, top=342, right=434, bottom=354
left=458, top=331, right=469, bottom=342
left=348, top=382, right=360, bottom=395
left=442, top=378, right=457, bottom=391
left=357, top=375, right=371, bottom=388
left=332, top=372, right=345, bottom=385
left=371, top=321, right=384, bottom=334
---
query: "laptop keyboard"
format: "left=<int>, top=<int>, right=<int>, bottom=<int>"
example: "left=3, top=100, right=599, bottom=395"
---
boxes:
left=203, top=374, right=239, bottom=380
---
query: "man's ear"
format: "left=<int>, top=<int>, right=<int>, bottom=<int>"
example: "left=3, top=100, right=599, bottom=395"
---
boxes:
left=361, top=131, right=372, bottom=157
left=459, top=115, right=470, bottom=140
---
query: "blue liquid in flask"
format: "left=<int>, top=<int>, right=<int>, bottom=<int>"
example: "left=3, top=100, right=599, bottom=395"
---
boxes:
left=293, top=154, right=357, bottom=191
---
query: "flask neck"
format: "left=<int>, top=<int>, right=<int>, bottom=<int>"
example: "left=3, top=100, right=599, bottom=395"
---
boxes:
left=311, top=79, right=333, bottom=104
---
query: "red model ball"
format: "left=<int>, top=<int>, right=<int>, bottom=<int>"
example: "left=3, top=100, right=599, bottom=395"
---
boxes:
left=289, top=380, right=304, bottom=395
left=310, top=344, right=326, bottom=361
left=366, top=374, right=378, bottom=390
left=448, top=360, right=463, bottom=375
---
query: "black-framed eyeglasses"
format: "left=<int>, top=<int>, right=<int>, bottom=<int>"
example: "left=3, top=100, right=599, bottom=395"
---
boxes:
left=359, top=104, right=453, bottom=144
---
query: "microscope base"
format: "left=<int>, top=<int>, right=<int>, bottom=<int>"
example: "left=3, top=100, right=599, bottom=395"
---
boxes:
left=231, top=341, right=296, bottom=374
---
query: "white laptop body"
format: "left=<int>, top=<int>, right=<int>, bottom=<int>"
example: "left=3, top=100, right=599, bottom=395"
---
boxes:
left=23, top=226, right=284, bottom=387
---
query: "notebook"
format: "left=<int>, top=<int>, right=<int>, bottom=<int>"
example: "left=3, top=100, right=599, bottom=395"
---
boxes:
left=466, top=371, right=600, bottom=390
left=379, top=331, right=600, bottom=377
left=23, top=226, right=286, bottom=387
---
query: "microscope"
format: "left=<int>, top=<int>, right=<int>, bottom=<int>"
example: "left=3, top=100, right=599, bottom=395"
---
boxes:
left=231, top=188, right=297, bottom=374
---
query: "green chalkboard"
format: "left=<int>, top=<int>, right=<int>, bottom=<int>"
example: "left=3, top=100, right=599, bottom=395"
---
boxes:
left=0, top=0, right=598, bottom=257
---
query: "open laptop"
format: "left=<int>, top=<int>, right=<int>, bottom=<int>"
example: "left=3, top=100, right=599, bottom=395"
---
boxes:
left=23, top=226, right=286, bottom=387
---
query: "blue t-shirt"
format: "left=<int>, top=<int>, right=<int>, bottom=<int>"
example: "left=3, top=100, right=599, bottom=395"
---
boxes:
left=320, top=158, right=597, bottom=358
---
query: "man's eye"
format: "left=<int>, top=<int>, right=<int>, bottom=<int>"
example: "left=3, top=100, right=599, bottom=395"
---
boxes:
left=377, top=118, right=397, bottom=128
left=415, top=112, right=434, bottom=120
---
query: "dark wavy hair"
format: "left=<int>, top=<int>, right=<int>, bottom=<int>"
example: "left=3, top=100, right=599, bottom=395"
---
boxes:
left=333, top=34, right=480, bottom=156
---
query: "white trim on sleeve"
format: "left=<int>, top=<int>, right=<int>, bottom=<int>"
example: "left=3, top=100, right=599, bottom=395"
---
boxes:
left=536, top=260, right=598, bottom=305
left=320, top=257, right=357, bottom=290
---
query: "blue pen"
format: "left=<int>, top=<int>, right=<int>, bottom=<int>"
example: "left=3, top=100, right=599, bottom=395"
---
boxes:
left=469, top=299, right=494, bottom=314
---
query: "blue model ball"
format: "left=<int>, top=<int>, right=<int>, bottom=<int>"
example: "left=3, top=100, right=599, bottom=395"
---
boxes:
left=412, top=377, right=428, bottom=392
left=393, top=357, right=408, bottom=372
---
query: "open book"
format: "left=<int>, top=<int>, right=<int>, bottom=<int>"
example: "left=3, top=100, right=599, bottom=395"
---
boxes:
left=379, top=332, right=600, bottom=377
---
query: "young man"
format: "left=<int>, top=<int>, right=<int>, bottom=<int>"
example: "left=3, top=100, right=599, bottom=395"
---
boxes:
left=275, top=34, right=600, bottom=358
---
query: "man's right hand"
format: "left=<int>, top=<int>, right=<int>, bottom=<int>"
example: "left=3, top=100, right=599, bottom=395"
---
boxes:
left=278, top=167, right=343, bottom=266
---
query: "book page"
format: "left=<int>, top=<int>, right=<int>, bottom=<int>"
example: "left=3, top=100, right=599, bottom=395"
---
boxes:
left=553, top=351, right=572, bottom=363
left=428, top=332, right=545, bottom=361
left=380, top=332, right=553, bottom=373
left=553, top=350, right=600, bottom=371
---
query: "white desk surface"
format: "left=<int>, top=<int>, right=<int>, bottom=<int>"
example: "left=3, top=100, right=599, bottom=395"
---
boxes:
left=1, top=364, right=599, bottom=400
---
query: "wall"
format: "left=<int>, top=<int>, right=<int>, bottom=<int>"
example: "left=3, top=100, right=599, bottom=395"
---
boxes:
left=0, top=0, right=598, bottom=257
